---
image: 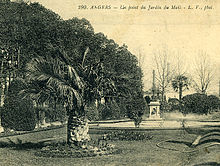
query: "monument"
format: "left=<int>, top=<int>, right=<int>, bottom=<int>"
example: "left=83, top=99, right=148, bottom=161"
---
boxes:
left=148, top=70, right=162, bottom=119
left=149, top=101, right=161, bottom=119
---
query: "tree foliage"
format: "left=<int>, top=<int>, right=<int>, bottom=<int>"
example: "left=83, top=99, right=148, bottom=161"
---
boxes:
left=172, top=75, right=190, bottom=101
left=207, top=95, right=220, bottom=111
left=167, top=98, right=180, bottom=112
left=0, top=1, right=146, bottom=125
left=182, top=93, right=208, bottom=114
left=182, top=93, right=220, bottom=115
left=1, top=79, right=36, bottom=131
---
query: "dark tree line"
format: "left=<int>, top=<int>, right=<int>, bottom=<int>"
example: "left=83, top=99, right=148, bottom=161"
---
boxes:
left=0, top=1, right=146, bottom=146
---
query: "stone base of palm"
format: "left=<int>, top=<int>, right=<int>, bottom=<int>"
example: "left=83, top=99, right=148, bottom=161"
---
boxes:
left=67, top=116, right=90, bottom=147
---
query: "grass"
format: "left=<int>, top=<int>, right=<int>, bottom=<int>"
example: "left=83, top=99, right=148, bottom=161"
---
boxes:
left=0, top=127, right=219, bottom=166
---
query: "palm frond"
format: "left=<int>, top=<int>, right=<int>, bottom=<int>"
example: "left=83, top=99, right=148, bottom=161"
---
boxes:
left=67, top=65, right=84, bottom=90
left=24, top=57, right=84, bottom=109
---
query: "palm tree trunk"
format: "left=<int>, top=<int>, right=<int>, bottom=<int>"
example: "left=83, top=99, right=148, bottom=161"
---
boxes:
left=67, top=113, right=90, bottom=147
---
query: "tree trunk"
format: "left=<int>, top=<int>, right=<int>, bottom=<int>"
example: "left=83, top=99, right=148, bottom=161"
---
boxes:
left=0, top=77, right=6, bottom=107
left=0, top=81, right=4, bottom=107
left=67, top=114, right=90, bottom=147
left=161, top=89, right=165, bottom=112
left=179, top=86, right=182, bottom=101
left=179, top=84, right=183, bottom=112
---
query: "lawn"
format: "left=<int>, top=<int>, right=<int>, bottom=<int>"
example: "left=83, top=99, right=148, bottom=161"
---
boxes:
left=0, top=126, right=219, bottom=166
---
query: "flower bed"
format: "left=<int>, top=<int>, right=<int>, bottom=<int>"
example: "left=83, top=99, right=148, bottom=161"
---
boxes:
left=35, top=141, right=120, bottom=158
left=106, top=130, right=153, bottom=141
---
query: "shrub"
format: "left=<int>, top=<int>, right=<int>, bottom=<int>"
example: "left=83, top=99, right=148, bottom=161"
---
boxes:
left=125, top=95, right=146, bottom=127
left=1, top=79, right=36, bottom=131
left=45, top=104, right=67, bottom=123
left=86, top=100, right=123, bottom=121
left=168, top=98, right=180, bottom=112
left=207, top=95, right=220, bottom=112
left=160, top=100, right=169, bottom=113
left=182, top=93, right=209, bottom=115
left=182, top=93, right=220, bottom=115
left=100, top=100, right=121, bottom=120
left=107, top=130, right=153, bottom=141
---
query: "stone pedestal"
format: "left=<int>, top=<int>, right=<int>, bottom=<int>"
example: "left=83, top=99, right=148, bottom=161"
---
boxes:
left=149, top=101, right=161, bottom=119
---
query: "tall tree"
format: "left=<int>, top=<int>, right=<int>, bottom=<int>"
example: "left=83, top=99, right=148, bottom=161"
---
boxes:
left=153, top=49, right=173, bottom=106
left=0, top=1, right=61, bottom=105
left=1, top=1, right=146, bottom=145
left=113, top=45, right=146, bottom=125
left=192, top=51, right=214, bottom=94
left=23, top=48, right=117, bottom=146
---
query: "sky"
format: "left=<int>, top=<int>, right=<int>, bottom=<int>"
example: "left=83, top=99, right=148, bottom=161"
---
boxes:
left=30, top=0, right=220, bottom=95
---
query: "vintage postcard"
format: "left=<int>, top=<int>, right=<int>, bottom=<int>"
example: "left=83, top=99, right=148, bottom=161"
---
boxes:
left=0, top=0, right=220, bottom=165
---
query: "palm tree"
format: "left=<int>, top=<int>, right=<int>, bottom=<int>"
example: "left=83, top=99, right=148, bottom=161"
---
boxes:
left=172, top=75, right=190, bottom=101
left=172, top=75, right=190, bottom=112
left=22, top=48, right=116, bottom=147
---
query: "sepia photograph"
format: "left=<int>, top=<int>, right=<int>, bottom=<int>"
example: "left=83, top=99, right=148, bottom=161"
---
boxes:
left=0, top=0, right=220, bottom=165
